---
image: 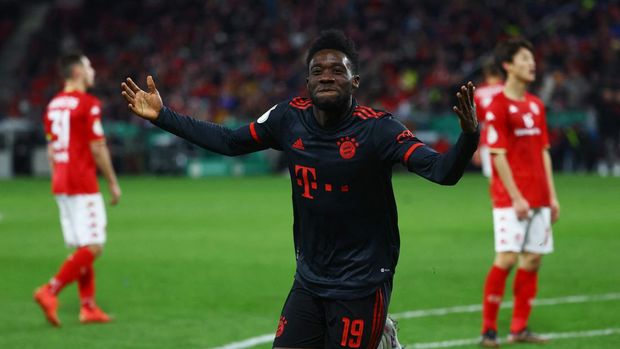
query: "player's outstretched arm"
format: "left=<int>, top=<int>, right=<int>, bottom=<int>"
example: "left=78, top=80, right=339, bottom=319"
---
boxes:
left=121, top=76, right=163, bottom=121
left=401, top=82, right=480, bottom=185
left=120, top=76, right=269, bottom=156
left=452, top=81, right=479, bottom=134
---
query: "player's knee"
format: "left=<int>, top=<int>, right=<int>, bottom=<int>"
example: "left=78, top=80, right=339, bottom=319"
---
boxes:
left=87, top=244, right=104, bottom=257
left=494, top=252, right=517, bottom=269
left=520, top=253, right=542, bottom=271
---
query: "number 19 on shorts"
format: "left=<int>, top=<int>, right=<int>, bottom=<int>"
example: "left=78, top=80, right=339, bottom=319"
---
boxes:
left=341, top=317, right=364, bottom=348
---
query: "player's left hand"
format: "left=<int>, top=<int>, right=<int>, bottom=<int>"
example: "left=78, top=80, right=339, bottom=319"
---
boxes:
left=550, top=197, right=560, bottom=223
left=452, top=81, right=478, bottom=134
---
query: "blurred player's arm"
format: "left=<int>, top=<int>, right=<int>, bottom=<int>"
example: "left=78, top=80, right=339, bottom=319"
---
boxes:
left=491, top=152, right=528, bottom=220
left=542, top=149, right=560, bottom=222
left=46, top=143, right=54, bottom=177
left=90, top=140, right=121, bottom=205
left=121, top=76, right=268, bottom=155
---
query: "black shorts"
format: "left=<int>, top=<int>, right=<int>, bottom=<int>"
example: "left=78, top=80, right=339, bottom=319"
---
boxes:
left=272, top=279, right=392, bottom=349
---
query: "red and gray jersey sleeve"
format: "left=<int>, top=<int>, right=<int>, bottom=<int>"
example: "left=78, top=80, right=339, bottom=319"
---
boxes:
left=374, top=117, right=479, bottom=185
left=485, top=99, right=509, bottom=154
left=86, top=97, right=105, bottom=142
left=539, top=101, right=550, bottom=149
left=43, top=108, right=52, bottom=141
left=152, top=103, right=286, bottom=156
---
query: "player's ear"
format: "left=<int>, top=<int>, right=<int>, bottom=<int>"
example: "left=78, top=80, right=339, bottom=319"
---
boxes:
left=501, top=62, right=511, bottom=74
left=352, top=75, right=360, bottom=90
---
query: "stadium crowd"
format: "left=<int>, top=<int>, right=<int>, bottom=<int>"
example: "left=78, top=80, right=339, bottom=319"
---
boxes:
left=2, top=0, right=620, bottom=173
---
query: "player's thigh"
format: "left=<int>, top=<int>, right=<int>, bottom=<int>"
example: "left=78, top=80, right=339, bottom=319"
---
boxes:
left=71, top=193, right=107, bottom=247
left=55, top=195, right=79, bottom=246
left=272, top=280, right=325, bottom=349
left=493, top=207, right=529, bottom=253
left=523, top=207, right=553, bottom=254
left=324, top=281, right=391, bottom=349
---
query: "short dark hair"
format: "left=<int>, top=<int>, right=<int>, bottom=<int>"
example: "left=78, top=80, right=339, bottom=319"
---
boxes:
left=59, top=52, right=84, bottom=79
left=306, top=29, right=359, bottom=74
left=495, top=37, right=534, bottom=71
left=482, top=56, right=502, bottom=78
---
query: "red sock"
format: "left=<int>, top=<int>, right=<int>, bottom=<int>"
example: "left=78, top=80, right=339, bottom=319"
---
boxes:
left=49, top=247, right=95, bottom=295
left=78, top=263, right=95, bottom=308
left=510, top=268, right=538, bottom=333
left=482, top=265, right=510, bottom=333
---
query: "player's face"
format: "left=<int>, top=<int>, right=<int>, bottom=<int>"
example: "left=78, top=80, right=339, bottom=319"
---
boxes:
left=506, top=47, right=536, bottom=83
left=307, top=49, right=360, bottom=112
left=80, top=56, right=96, bottom=87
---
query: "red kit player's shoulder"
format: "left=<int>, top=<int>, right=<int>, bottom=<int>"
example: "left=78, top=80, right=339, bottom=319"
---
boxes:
left=525, top=92, right=544, bottom=106
left=486, top=91, right=507, bottom=111
left=79, top=91, right=100, bottom=105
left=524, top=92, right=545, bottom=115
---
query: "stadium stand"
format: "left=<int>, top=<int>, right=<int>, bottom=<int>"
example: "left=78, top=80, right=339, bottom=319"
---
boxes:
left=0, top=0, right=618, bottom=176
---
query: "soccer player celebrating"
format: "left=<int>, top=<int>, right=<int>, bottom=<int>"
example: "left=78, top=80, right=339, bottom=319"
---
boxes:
left=122, top=30, right=478, bottom=348
left=35, top=53, right=121, bottom=326
left=473, top=58, right=504, bottom=178
left=479, top=38, right=560, bottom=347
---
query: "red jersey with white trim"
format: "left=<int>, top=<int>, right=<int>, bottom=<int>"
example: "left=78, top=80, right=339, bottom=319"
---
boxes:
left=474, top=82, right=504, bottom=146
left=43, top=91, right=105, bottom=194
left=485, top=92, right=550, bottom=208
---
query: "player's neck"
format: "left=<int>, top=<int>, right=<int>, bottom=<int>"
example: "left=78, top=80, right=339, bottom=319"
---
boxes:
left=63, top=80, right=86, bottom=93
left=312, top=99, right=353, bottom=129
left=503, top=76, right=528, bottom=101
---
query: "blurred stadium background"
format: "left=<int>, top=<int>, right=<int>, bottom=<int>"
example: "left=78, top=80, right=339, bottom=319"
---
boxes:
left=1, top=0, right=619, bottom=177
left=0, top=1, right=619, bottom=349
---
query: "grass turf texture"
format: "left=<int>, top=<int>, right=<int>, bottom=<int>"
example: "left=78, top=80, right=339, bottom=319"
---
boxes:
left=0, top=174, right=618, bottom=348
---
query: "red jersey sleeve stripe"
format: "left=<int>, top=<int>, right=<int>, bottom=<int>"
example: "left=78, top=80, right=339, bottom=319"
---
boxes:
left=403, top=143, right=424, bottom=164
left=249, top=122, right=261, bottom=143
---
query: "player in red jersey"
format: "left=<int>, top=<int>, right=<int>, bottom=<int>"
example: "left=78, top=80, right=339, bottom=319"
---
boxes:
left=472, top=58, right=503, bottom=177
left=479, top=38, right=560, bottom=347
left=34, top=53, right=121, bottom=326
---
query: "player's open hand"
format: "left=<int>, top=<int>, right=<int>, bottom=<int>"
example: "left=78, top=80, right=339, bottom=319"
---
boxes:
left=550, top=197, right=560, bottom=223
left=109, top=182, right=121, bottom=206
left=121, top=76, right=163, bottom=121
left=513, top=196, right=530, bottom=221
left=452, top=81, right=478, bottom=134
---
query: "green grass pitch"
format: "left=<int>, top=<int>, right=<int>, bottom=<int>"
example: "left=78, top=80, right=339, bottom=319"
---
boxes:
left=0, top=174, right=619, bottom=348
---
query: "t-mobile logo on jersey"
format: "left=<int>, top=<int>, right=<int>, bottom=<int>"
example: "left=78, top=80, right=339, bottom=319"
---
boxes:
left=294, top=165, right=350, bottom=199
left=295, top=165, right=318, bottom=199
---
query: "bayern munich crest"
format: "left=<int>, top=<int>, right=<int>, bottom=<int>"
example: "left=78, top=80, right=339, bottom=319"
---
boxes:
left=337, top=136, right=359, bottom=159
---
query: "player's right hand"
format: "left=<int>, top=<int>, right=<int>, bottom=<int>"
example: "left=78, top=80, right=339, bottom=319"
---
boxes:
left=512, top=196, right=530, bottom=221
left=121, top=76, right=163, bottom=121
left=109, top=183, right=122, bottom=206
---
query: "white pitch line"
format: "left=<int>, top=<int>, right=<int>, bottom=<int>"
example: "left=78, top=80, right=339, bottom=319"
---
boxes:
left=210, top=292, right=620, bottom=349
left=409, top=328, right=620, bottom=349
left=391, top=292, right=620, bottom=320
left=212, top=334, right=275, bottom=349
